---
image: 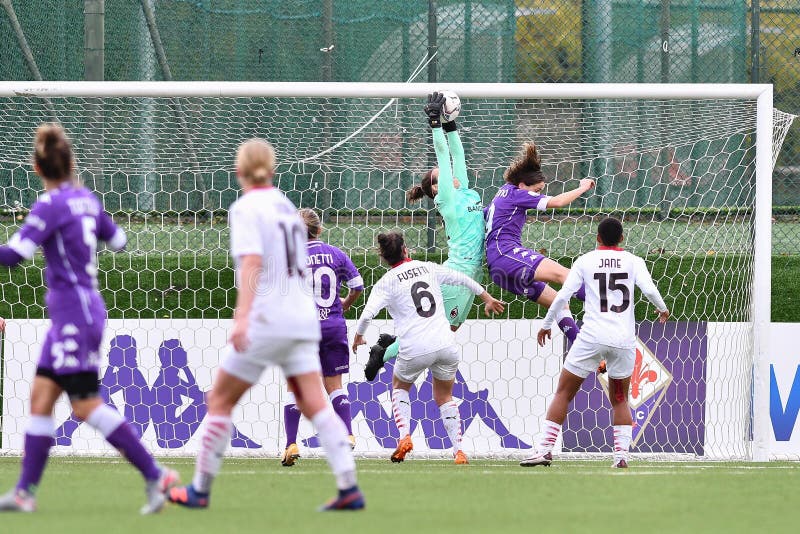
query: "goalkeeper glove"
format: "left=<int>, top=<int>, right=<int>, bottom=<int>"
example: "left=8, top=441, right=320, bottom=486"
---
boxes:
left=442, top=120, right=458, bottom=133
left=424, top=92, right=446, bottom=128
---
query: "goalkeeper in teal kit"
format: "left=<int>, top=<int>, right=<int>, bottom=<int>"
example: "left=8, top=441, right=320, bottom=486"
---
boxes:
left=364, top=92, right=487, bottom=380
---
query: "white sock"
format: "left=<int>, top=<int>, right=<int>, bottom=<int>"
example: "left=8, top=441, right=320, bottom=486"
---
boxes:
left=439, top=400, right=463, bottom=456
left=26, top=415, right=55, bottom=437
left=329, top=388, right=346, bottom=402
left=86, top=404, right=125, bottom=437
left=613, top=425, right=632, bottom=462
left=391, top=389, right=411, bottom=438
left=285, top=391, right=296, bottom=405
left=538, top=420, right=561, bottom=454
left=311, top=407, right=357, bottom=490
left=192, top=415, right=232, bottom=493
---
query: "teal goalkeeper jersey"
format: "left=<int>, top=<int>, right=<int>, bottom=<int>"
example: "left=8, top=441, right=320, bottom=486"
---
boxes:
left=435, top=187, right=485, bottom=274
left=431, top=128, right=485, bottom=275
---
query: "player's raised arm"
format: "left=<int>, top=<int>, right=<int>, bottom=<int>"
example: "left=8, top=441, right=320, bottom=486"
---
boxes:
left=445, top=120, right=468, bottom=189
left=634, top=257, right=670, bottom=323
left=425, top=92, right=456, bottom=212
left=545, top=178, right=595, bottom=208
left=432, top=263, right=504, bottom=316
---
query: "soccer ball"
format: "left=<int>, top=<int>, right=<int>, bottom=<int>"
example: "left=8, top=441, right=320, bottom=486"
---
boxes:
left=440, top=90, right=461, bottom=123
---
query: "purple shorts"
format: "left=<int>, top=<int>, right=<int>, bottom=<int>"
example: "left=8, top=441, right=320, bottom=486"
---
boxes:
left=319, top=325, right=350, bottom=377
left=38, top=319, right=105, bottom=376
left=488, top=248, right=548, bottom=301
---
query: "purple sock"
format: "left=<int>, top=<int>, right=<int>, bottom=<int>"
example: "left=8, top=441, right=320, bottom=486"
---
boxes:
left=558, top=317, right=580, bottom=345
left=106, top=422, right=161, bottom=481
left=16, top=434, right=54, bottom=494
left=284, top=404, right=301, bottom=447
left=574, top=283, right=586, bottom=302
left=331, top=395, right=353, bottom=435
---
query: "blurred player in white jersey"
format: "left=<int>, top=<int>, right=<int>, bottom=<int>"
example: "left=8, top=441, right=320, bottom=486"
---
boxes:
left=521, top=217, right=669, bottom=469
left=168, top=139, right=363, bottom=511
left=352, top=232, right=504, bottom=464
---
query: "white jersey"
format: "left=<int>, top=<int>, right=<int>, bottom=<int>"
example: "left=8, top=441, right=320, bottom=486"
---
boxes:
left=356, top=259, right=484, bottom=358
left=229, top=187, right=320, bottom=341
left=542, top=247, right=667, bottom=348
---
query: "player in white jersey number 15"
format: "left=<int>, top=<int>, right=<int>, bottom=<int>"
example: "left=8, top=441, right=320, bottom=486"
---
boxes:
left=352, top=231, right=504, bottom=464
left=521, top=217, right=669, bottom=469
left=167, top=139, right=364, bottom=511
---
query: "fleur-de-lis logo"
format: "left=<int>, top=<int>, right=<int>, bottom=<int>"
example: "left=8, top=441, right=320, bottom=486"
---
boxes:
left=631, top=348, right=658, bottom=401
left=598, top=339, right=671, bottom=410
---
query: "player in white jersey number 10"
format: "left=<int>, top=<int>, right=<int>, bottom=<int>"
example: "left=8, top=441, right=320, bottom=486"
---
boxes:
left=167, top=139, right=364, bottom=511
left=352, top=231, right=505, bottom=464
left=521, top=217, right=669, bottom=469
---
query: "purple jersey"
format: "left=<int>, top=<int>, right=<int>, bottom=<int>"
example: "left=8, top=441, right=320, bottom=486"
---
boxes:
left=7, top=184, right=126, bottom=324
left=306, top=240, right=363, bottom=331
left=484, top=183, right=550, bottom=266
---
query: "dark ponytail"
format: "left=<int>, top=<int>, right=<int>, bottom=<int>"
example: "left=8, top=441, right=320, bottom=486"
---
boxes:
left=377, top=231, right=406, bottom=265
left=504, top=142, right=545, bottom=187
left=33, top=123, right=74, bottom=182
left=406, top=169, right=438, bottom=202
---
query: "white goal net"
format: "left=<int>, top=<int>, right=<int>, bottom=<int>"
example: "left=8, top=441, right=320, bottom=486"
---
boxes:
left=0, top=82, right=794, bottom=460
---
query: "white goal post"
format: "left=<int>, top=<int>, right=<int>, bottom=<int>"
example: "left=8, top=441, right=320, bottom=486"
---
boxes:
left=0, top=82, right=792, bottom=461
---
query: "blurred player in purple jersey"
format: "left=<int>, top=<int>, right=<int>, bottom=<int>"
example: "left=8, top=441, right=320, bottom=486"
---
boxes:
left=484, top=143, right=595, bottom=348
left=280, top=208, right=363, bottom=466
left=0, top=124, right=178, bottom=515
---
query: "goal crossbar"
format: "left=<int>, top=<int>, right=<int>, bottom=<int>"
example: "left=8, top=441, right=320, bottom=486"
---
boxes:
left=0, top=81, right=775, bottom=100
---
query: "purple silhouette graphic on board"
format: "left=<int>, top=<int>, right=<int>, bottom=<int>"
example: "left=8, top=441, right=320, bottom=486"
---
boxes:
left=56, top=335, right=153, bottom=445
left=56, top=335, right=260, bottom=449
left=150, top=339, right=207, bottom=448
left=150, top=339, right=259, bottom=448
left=303, top=361, right=530, bottom=449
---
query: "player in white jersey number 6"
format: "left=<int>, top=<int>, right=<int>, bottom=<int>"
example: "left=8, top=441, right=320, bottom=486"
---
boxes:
left=167, top=139, right=363, bottom=511
left=352, top=231, right=505, bottom=464
left=521, top=217, right=669, bottom=469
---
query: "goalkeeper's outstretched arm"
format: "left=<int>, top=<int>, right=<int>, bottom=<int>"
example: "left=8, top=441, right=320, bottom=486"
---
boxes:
left=444, top=124, right=468, bottom=189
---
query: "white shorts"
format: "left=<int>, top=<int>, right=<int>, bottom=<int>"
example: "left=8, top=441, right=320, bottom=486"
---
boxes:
left=221, top=336, right=321, bottom=384
left=394, top=346, right=460, bottom=383
left=563, top=336, right=635, bottom=380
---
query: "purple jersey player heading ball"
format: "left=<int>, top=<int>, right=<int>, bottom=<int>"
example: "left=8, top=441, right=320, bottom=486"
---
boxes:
left=484, top=142, right=594, bottom=348
left=0, top=123, right=179, bottom=515
left=281, top=208, right=363, bottom=466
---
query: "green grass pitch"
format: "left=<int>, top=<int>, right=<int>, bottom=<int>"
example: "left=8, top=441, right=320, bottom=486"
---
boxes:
left=1, top=458, right=799, bottom=533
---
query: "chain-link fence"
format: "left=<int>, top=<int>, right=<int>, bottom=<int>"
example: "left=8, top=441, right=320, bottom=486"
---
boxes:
left=0, top=0, right=798, bottom=224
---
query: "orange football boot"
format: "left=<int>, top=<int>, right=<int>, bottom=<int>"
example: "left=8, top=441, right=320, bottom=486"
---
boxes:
left=390, top=436, right=413, bottom=463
